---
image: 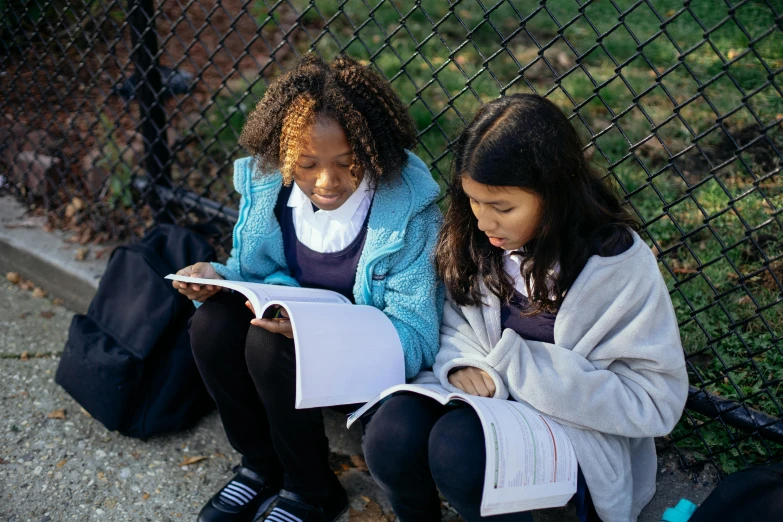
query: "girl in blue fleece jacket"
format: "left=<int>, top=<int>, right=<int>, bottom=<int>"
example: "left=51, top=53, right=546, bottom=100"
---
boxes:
left=172, top=55, right=443, bottom=522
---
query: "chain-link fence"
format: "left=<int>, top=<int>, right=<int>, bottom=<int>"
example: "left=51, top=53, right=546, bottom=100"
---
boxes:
left=2, top=0, right=782, bottom=477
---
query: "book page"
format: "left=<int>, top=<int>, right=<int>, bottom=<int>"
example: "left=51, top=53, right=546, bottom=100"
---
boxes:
left=165, top=275, right=349, bottom=317
left=457, top=397, right=577, bottom=516
left=167, top=274, right=404, bottom=410
left=280, top=300, right=406, bottom=409
left=346, top=383, right=454, bottom=429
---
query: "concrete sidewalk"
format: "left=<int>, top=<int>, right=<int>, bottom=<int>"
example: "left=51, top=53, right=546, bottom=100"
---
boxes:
left=0, top=195, right=717, bottom=521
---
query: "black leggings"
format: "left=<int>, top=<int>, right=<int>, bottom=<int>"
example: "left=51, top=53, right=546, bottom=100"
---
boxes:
left=363, top=394, right=600, bottom=522
left=189, top=291, right=341, bottom=500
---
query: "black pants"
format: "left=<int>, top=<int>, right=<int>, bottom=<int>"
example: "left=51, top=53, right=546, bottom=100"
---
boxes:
left=362, top=394, right=600, bottom=522
left=190, top=291, right=341, bottom=499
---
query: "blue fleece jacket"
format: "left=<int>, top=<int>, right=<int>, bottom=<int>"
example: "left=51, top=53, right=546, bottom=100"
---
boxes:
left=211, top=151, right=444, bottom=378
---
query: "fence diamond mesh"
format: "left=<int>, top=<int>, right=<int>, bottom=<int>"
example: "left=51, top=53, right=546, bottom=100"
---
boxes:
left=1, top=0, right=782, bottom=477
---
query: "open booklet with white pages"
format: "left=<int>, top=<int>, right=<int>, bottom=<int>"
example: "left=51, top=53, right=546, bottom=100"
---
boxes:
left=347, top=382, right=577, bottom=516
left=166, top=275, right=405, bottom=409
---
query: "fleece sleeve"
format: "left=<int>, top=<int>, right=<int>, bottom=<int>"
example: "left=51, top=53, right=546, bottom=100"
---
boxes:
left=434, top=297, right=510, bottom=399
left=492, top=259, right=687, bottom=438
left=381, top=206, right=444, bottom=379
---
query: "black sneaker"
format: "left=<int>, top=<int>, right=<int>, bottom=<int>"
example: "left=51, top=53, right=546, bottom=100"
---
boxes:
left=198, top=465, right=280, bottom=522
left=259, top=486, right=348, bottom=522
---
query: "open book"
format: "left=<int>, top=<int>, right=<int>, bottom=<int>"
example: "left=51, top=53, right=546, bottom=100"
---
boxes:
left=348, top=383, right=577, bottom=516
left=166, top=275, right=405, bottom=409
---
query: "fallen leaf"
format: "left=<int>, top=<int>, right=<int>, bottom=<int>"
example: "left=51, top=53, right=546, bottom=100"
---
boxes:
left=95, top=247, right=113, bottom=260
left=727, top=49, right=738, bottom=60
left=56, top=458, right=68, bottom=469
left=18, top=279, right=34, bottom=291
left=79, top=406, right=92, bottom=418
left=6, top=272, right=20, bottom=284
left=350, top=454, right=369, bottom=472
left=97, top=471, right=107, bottom=481
left=361, top=495, right=371, bottom=503
left=47, top=408, right=66, bottom=419
left=52, top=298, right=65, bottom=306
left=179, top=455, right=209, bottom=466
left=75, top=247, right=89, bottom=261
left=672, top=268, right=698, bottom=274
left=142, top=492, right=150, bottom=500
left=349, top=500, right=393, bottom=522
left=78, top=228, right=93, bottom=245
left=32, top=287, right=47, bottom=298
left=71, top=197, right=85, bottom=211
left=20, top=351, right=29, bottom=361
left=40, top=310, right=55, bottom=319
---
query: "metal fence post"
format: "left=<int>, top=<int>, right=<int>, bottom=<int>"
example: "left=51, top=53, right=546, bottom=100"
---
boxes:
left=128, top=0, right=172, bottom=218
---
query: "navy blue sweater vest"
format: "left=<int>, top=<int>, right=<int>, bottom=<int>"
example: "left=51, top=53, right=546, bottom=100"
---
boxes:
left=501, top=227, right=634, bottom=343
left=274, top=185, right=370, bottom=303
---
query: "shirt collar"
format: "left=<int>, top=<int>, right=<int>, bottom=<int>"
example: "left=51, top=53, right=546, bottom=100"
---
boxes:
left=288, top=176, right=373, bottom=225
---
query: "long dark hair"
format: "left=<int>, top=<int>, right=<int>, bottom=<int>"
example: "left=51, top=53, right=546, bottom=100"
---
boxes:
left=435, top=94, right=639, bottom=313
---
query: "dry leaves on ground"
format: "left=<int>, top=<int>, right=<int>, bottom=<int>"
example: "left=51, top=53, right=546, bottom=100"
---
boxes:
left=47, top=408, right=66, bottom=419
left=40, top=310, right=55, bottom=319
left=56, top=459, right=68, bottom=468
left=350, top=454, right=369, bottom=472
left=349, top=500, right=395, bottom=522
left=20, top=351, right=29, bottom=361
left=6, top=271, right=20, bottom=284
left=32, top=287, right=47, bottom=298
left=180, top=455, right=209, bottom=466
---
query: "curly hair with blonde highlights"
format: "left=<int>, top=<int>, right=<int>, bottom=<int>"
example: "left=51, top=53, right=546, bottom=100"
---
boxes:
left=239, top=54, right=417, bottom=187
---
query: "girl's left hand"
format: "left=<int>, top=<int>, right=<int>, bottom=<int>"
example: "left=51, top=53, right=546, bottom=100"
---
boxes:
left=448, top=367, right=496, bottom=397
left=246, top=302, right=294, bottom=339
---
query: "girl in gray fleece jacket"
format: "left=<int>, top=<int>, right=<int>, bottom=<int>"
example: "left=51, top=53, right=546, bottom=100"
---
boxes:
left=362, top=94, right=689, bottom=522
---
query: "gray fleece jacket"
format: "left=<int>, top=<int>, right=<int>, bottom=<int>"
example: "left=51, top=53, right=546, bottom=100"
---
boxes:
left=431, top=232, right=688, bottom=522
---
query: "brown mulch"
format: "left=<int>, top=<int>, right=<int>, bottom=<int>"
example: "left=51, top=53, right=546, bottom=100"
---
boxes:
left=0, top=1, right=301, bottom=244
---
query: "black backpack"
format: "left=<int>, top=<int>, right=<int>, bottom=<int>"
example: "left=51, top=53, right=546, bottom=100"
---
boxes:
left=56, top=224, right=215, bottom=438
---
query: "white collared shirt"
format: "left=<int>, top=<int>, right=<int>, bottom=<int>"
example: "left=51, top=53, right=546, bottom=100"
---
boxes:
left=287, top=177, right=374, bottom=253
left=503, top=250, right=528, bottom=296
left=503, top=249, right=559, bottom=298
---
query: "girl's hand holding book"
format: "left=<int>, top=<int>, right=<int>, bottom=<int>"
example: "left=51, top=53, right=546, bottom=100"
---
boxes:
left=172, top=262, right=223, bottom=302
left=448, top=367, right=496, bottom=397
left=247, top=302, right=294, bottom=339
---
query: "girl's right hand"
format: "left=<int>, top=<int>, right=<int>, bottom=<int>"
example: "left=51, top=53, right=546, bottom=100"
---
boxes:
left=448, top=367, right=496, bottom=397
left=172, top=262, right=223, bottom=302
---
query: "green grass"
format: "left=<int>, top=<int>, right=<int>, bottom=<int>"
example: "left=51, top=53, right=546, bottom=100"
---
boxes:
left=194, top=0, right=783, bottom=473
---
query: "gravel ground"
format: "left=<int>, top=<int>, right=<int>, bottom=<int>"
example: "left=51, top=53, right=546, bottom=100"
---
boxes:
left=0, top=279, right=389, bottom=522
left=0, top=278, right=717, bottom=522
